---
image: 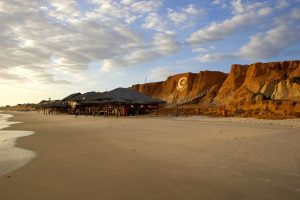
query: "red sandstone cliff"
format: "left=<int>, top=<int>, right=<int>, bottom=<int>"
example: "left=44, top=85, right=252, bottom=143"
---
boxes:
left=214, top=61, right=300, bottom=102
left=131, top=61, right=300, bottom=118
left=132, top=71, right=228, bottom=104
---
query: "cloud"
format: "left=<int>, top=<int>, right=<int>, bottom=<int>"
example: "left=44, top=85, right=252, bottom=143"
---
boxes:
left=47, top=0, right=81, bottom=22
left=34, top=73, right=72, bottom=84
left=0, top=0, right=180, bottom=83
left=168, top=10, right=188, bottom=26
left=231, top=0, right=266, bottom=14
left=195, top=8, right=300, bottom=62
left=147, top=66, right=174, bottom=82
left=167, top=4, right=205, bottom=27
left=101, top=33, right=180, bottom=71
left=192, top=47, right=209, bottom=53
left=0, top=69, right=27, bottom=83
left=275, top=0, right=289, bottom=9
left=129, top=1, right=162, bottom=13
left=196, top=53, right=239, bottom=62
left=86, top=0, right=161, bottom=24
left=187, top=1, right=272, bottom=44
left=239, top=9, right=300, bottom=59
left=142, top=13, right=167, bottom=31
left=212, top=0, right=227, bottom=8
left=239, top=24, right=300, bottom=59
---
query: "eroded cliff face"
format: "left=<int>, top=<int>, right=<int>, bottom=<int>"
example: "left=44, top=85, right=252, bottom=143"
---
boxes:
left=214, top=64, right=249, bottom=104
left=132, top=71, right=228, bottom=104
left=131, top=61, right=300, bottom=118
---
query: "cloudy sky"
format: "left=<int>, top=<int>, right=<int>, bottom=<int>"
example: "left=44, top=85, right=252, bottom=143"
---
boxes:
left=0, top=0, right=300, bottom=106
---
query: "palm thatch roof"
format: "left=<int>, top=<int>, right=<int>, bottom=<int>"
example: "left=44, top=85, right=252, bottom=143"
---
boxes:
left=89, top=88, right=165, bottom=104
left=71, top=91, right=99, bottom=102
left=62, top=93, right=82, bottom=101
left=59, top=88, right=165, bottom=107
left=38, top=100, right=67, bottom=108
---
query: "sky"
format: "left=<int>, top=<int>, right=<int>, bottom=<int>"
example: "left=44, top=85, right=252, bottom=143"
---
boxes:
left=0, top=0, right=300, bottom=106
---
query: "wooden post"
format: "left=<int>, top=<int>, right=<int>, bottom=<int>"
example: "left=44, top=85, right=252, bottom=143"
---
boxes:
left=116, top=104, right=119, bottom=119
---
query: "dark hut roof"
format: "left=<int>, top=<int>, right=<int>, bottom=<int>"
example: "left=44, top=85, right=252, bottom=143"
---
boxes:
left=62, top=93, right=82, bottom=101
left=91, top=88, right=165, bottom=104
left=38, top=100, right=67, bottom=108
left=72, top=91, right=99, bottom=102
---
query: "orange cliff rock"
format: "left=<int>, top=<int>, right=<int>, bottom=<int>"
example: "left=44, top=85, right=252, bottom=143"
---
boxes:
left=132, top=71, right=228, bottom=104
left=214, top=61, right=300, bottom=118
left=131, top=61, right=300, bottom=118
left=214, top=64, right=249, bottom=104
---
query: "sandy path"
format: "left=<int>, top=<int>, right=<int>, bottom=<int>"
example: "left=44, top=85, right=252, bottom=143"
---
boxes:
left=0, top=112, right=299, bottom=200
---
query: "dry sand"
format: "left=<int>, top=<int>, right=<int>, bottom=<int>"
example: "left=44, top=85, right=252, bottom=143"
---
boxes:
left=0, top=111, right=300, bottom=200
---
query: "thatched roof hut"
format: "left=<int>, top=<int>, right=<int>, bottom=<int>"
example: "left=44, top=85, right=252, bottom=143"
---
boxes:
left=68, top=92, right=99, bottom=102
left=62, top=93, right=82, bottom=101
left=38, top=100, right=67, bottom=108
left=38, top=88, right=165, bottom=116
left=90, top=88, right=165, bottom=105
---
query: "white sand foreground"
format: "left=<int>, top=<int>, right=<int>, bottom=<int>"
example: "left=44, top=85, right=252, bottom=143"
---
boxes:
left=0, top=111, right=299, bottom=200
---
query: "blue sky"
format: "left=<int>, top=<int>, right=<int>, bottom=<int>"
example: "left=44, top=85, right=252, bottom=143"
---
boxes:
left=0, top=0, right=300, bottom=106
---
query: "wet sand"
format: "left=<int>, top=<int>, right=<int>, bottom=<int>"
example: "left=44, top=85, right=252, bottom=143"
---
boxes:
left=0, top=111, right=299, bottom=200
left=0, top=113, right=36, bottom=177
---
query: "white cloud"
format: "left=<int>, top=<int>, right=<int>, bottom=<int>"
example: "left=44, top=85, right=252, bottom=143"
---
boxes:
left=148, top=66, right=173, bottom=82
left=212, top=0, right=227, bottom=8
left=192, top=47, right=209, bottom=53
left=231, top=0, right=266, bottom=14
left=239, top=9, right=300, bottom=59
left=46, top=0, right=81, bottom=23
left=187, top=1, right=272, bottom=44
left=0, top=0, right=179, bottom=84
left=168, top=4, right=205, bottom=27
left=184, top=4, right=203, bottom=15
left=85, top=0, right=137, bottom=24
left=275, top=0, right=289, bottom=9
left=142, top=13, right=167, bottom=31
left=86, top=0, right=161, bottom=24
left=239, top=24, right=300, bottom=59
left=130, top=1, right=162, bottom=13
left=153, top=33, right=180, bottom=55
left=168, top=9, right=188, bottom=26
left=196, top=9, right=300, bottom=62
left=196, top=53, right=238, bottom=62
left=121, top=0, right=135, bottom=5
left=101, top=33, right=180, bottom=71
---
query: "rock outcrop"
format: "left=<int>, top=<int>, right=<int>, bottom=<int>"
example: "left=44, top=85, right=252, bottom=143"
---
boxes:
left=272, top=78, right=300, bottom=101
left=132, top=60, right=300, bottom=118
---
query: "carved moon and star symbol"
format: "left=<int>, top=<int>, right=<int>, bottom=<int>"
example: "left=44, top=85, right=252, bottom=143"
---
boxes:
left=177, top=77, right=188, bottom=91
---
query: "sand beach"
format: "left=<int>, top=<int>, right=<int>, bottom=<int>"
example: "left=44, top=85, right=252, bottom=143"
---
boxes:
left=0, top=111, right=299, bottom=200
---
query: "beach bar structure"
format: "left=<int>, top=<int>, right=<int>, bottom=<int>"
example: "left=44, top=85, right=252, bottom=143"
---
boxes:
left=62, top=92, right=98, bottom=115
left=38, top=100, right=68, bottom=115
left=55, top=88, right=165, bottom=116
